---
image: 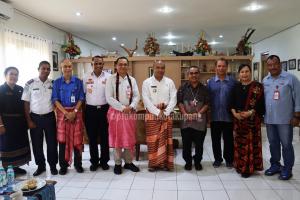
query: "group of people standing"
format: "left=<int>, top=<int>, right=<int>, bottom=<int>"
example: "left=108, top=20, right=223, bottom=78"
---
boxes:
left=0, top=55, right=299, bottom=181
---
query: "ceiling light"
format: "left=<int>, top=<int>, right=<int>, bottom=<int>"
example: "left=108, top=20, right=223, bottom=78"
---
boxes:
left=243, top=2, right=265, bottom=12
left=219, top=35, right=223, bottom=38
left=120, top=43, right=124, bottom=46
left=163, top=33, right=177, bottom=40
left=158, top=6, right=174, bottom=14
left=75, top=12, right=81, bottom=16
left=209, top=40, right=219, bottom=45
left=112, top=37, right=116, bottom=41
left=167, top=41, right=176, bottom=46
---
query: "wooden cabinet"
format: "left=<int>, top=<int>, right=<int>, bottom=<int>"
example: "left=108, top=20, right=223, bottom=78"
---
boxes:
left=71, top=55, right=252, bottom=90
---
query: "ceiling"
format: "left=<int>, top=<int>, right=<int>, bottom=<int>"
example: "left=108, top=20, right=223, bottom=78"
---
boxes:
left=8, top=0, right=300, bottom=55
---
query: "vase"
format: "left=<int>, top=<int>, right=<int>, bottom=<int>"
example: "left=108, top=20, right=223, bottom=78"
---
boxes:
left=66, top=53, right=75, bottom=59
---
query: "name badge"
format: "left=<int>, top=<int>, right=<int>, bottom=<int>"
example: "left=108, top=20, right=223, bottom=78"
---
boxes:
left=87, top=84, right=93, bottom=94
left=151, top=85, right=157, bottom=93
left=273, top=91, right=280, bottom=100
left=273, top=85, right=280, bottom=100
left=71, top=95, right=76, bottom=103
left=126, top=86, right=131, bottom=99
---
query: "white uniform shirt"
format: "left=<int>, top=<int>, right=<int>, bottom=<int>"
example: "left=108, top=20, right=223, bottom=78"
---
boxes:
left=105, top=73, right=140, bottom=111
left=142, top=76, right=177, bottom=116
left=21, top=77, right=53, bottom=115
left=83, top=71, right=111, bottom=106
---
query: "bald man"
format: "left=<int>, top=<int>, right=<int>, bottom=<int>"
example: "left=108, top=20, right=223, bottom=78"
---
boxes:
left=52, top=59, right=85, bottom=175
left=142, top=61, right=177, bottom=171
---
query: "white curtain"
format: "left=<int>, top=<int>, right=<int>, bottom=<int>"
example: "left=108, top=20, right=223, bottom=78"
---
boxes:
left=0, top=22, right=5, bottom=84
left=0, top=27, right=52, bottom=86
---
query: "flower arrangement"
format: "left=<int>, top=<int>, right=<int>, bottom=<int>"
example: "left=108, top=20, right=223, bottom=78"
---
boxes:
left=195, top=32, right=211, bottom=55
left=236, top=28, right=255, bottom=55
left=61, top=33, right=81, bottom=59
left=144, top=33, right=160, bottom=56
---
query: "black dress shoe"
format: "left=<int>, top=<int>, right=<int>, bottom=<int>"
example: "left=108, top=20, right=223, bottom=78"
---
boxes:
left=90, top=164, right=98, bottom=171
left=148, top=167, right=156, bottom=172
left=184, top=163, right=192, bottom=171
left=212, top=161, right=222, bottom=168
left=100, top=163, right=110, bottom=170
left=124, top=163, right=140, bottom=172
left=162, top=167, right=171, bottom=171
left=241, top=173, right=250, bottom=178
left=114, top=164, right=122, bottom=175
left=50, top=167, right=58, bottom=175
left=59, top=168, right=68, bottom=175
left=226, top=162, right=233, bottom=169
left=13, top=167, right=27, bottom=175
left=75, top=166, right=84, bottom=173
left=195, top=163, right=203, bottom=171
left=33, top=167, right=46, bottom=176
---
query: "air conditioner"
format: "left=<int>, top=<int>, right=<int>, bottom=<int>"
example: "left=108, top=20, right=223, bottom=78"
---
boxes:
left=0, top=1, right=14, bottom=20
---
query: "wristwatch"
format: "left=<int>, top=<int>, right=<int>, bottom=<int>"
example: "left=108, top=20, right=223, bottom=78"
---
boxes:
left=198, top=113, right=202, bottom=119
left=248, top=110, right=254, bottom=116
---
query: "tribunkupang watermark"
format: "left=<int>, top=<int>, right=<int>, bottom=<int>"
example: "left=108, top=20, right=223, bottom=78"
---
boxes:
left=108, top=113, right=203, bottom=121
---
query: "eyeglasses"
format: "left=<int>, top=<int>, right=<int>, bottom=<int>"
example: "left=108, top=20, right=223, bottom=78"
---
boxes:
left=189, top=72, right=199, bottom=75
left=94, top=62, right=104, bottom=65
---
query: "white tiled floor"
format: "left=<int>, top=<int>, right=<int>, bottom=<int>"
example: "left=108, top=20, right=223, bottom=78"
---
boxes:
left=19, top=127, right=300, bottom=200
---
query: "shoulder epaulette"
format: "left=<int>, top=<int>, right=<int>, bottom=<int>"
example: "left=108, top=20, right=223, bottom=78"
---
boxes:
left=26, top=79, right=34, bottom=85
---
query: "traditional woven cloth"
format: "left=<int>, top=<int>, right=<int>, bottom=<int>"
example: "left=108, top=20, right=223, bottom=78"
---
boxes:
left=233, top=82, right=264, bottom=174
left=56, top=108, right=83, bottom=165
left=107, top=107, right=136, bottom=151
left=145, top=112, right=174, bottom=170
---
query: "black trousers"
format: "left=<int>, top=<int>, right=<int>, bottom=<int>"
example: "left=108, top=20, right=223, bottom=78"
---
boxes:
left=85, top=104, right=110, bottom=165
left=30, top=112, right=58, bottom=168
left=210, top=121, right=234, bottom=163
left=59, top=143, right=82, bottom=168
left=181, top=128, right=206, bottom=164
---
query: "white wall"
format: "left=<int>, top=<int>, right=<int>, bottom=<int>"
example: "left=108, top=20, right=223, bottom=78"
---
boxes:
left=253, top=24, right=300, bottom=80
left=1, top=10, right=106, bottom=79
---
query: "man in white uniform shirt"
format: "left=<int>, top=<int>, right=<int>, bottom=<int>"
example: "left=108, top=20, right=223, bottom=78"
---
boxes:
left=105, top=56, right=140, bottom=175
left=22, top=61, right=58, bottom=176
left=142, top=60, right=177, bottom=171
left=83, top=55, right=111, bottom=171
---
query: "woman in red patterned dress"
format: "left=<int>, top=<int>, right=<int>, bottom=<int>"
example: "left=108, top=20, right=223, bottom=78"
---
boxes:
left=231, top=64, right=265, bottom=178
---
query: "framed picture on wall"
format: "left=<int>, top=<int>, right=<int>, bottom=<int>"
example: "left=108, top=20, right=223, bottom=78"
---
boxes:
left=288, top=59, right=296, bottom=70
left=253, top=62, right=259, bottom=81
left=281, top=61, right=287, bottom=71
left=52, top=51, right=59, bottom=71
left=298, top=59, right=300, bottom=71
left=148, top=67, right=154, bottom=77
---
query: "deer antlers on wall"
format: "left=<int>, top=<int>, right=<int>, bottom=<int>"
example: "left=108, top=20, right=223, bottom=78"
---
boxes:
left=120, top=38, right=138, bottom=57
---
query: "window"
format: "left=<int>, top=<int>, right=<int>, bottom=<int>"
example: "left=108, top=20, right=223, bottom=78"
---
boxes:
left=0, top=28, right=51, bottom=86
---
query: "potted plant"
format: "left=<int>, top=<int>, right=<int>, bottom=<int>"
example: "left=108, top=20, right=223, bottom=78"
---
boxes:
left=61, top=33, right=81, bottom=59
left=144, top=33, right=160, bottom=56
left=195, top=32, right=211, bottom=56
